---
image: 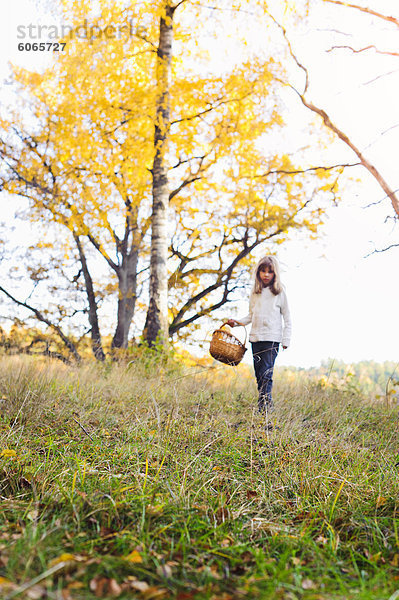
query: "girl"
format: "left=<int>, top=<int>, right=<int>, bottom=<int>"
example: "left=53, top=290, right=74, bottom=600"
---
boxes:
left=227, top=256, right=292, bottom=422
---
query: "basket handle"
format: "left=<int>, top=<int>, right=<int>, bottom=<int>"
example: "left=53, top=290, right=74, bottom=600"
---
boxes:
left=221, top=321, right=247, bottom=346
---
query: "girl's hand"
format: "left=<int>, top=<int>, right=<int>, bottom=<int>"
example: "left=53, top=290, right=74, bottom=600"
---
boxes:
left=226, top=319, right=237, bottom=327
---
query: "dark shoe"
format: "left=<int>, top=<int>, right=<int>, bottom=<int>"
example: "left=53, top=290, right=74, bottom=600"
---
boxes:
left=258, top=395, right=274, bottom=410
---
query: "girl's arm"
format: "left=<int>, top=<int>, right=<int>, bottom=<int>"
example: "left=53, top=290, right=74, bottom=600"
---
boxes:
left=280, top=290, right=292, bottom=348
left=228, top=293, right=254, bottom=326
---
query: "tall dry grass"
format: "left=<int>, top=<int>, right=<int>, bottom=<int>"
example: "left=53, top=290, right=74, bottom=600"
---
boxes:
left=1, top=354, right=398, bottom=599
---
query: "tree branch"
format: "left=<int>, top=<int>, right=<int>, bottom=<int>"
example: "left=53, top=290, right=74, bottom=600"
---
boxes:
left=327, top=45, right=399, bottom=58
left=86, top=233, right=119, bottom=272
left=169, top=91, right=255, bottom=127
left=254, top=162, right=360, bottom=179
left=169, top=292, right=235, bottom=335
left=24, top=338, right=71, bottom=364
left=271, top=17, right=399, bottom=217
left=294, top=92, right=399, bottom=217
left=169, top=235, right=261, bottom=333
left=169, top=176, right=203, bottom=201
left=0, top=286, right=81, bottom=361
left=365, top=243, right=399, bottom=257
left=323, top=0, right=399, bottom=27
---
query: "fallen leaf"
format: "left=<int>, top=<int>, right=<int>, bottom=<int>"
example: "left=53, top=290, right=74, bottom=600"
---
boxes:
left=192, top=504, right=208, bottom=512
left=239, top=551, right=253, bottom=562
left=315, top=535, right=327, bottom=545
left=26, top=585, right=46, bottom=599
left=390, top=554, right=399, bottom=567
left=125, top=549, right=143, bottom=563
left=109, top=580, right=122, bottom=596
left=67, top=581, right=85, bottom=589
left=0, top=554, right=9, bottom=567
left=0, top=449, right=17, bottom=458
left=27, top=509, right=39, bottom=522
left=197, top=565, right=221, bottom=580
left=90, top=576, right=122, bottom=598
left=371, top=552, right=383, bottom=563
left=48, top=553, right=83, bottom=574
left=176, top=592, right=198, bottom=600
left=146, top=504, right=164, bottom=516
left=156, top=564, right=172, bottom=578
left=129, top=580, right=150, bottom=592
left=49, top=553, right=77, bottom=567
left=246, top=490, right=258, bottom=499
left=376, top=495, right=387, bottom=508
left=0, top=576, right=16, bottom=591
left=301, top=579, right=316, bottom=590
left=142, top=586, right=169, bottom=599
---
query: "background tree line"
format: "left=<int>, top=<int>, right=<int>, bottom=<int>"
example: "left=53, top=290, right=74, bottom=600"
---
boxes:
left=281, top=359, right=399, bottom=396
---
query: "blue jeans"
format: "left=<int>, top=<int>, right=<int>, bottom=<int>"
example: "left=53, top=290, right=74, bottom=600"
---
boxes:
left=251, top=341, right=280, bottom=413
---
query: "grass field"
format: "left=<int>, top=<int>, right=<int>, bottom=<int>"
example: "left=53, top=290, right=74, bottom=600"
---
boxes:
left=1, top=354, right=398, bottom=600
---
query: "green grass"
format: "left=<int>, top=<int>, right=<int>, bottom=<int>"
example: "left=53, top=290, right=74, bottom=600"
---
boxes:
left=0, top=354, right=399, bottom=600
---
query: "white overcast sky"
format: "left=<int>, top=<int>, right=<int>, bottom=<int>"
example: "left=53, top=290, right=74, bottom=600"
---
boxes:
left=1, top=0, right=398, bottom=368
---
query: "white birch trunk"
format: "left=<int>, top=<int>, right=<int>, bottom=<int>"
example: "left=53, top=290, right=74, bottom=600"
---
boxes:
left=145, top=3, right=174, bottom=346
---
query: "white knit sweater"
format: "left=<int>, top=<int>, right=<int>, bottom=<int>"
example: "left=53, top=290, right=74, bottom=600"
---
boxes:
left=238, top=286, right=292, bottom=347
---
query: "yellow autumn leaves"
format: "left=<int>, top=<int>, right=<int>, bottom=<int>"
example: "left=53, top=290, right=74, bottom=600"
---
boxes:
left=1, top=449, right=17, bottom=458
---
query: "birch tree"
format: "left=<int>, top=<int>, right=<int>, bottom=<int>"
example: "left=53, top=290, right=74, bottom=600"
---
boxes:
left=144, top=1, right=175, bottom=347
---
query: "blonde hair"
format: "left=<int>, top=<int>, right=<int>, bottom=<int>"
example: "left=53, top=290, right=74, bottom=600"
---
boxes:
left=252, top=255, right=282, bottom=296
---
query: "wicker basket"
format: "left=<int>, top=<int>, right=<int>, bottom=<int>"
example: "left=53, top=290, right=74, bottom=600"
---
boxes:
left=209, top=322, right=247, bottom=366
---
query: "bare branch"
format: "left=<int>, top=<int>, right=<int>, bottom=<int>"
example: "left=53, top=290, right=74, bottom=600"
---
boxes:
left=327, top=45, right=399, bottom=58
left=254, top=162, right=360, bottom=179
left=315, top=28, right=352, bottom=36
left=169, top=91, right=255, bottom=127
left=169, top=233, right=263, bottom=333
left=363, top=69, right=399, bottom=86
left=169, top=176, right=203, bottom=201
left=169, top=146, right=217, bottom=201
left=362, top=124, right=399, bottom=151
left=86, top=233, right=119, bottom=272
left=271, top=19, right=399, bottom=217
left=295, top=93, right=399, bottom=217
left=170, top=154, right=208, bottom=170
left=267, top=14, right=309, bottom=94
left=365, top=243, right=399, bottom=257
left=24, top=338, right=71, bottom=364
left=0, top=286, right=81, bottom=361
left=362, top=188, right=399, bottom=209
left=172, top=0, right=189, bottom=11
left=169, top=291, right=236, bottom=334
left=323, top=0, right=399, bottom=28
